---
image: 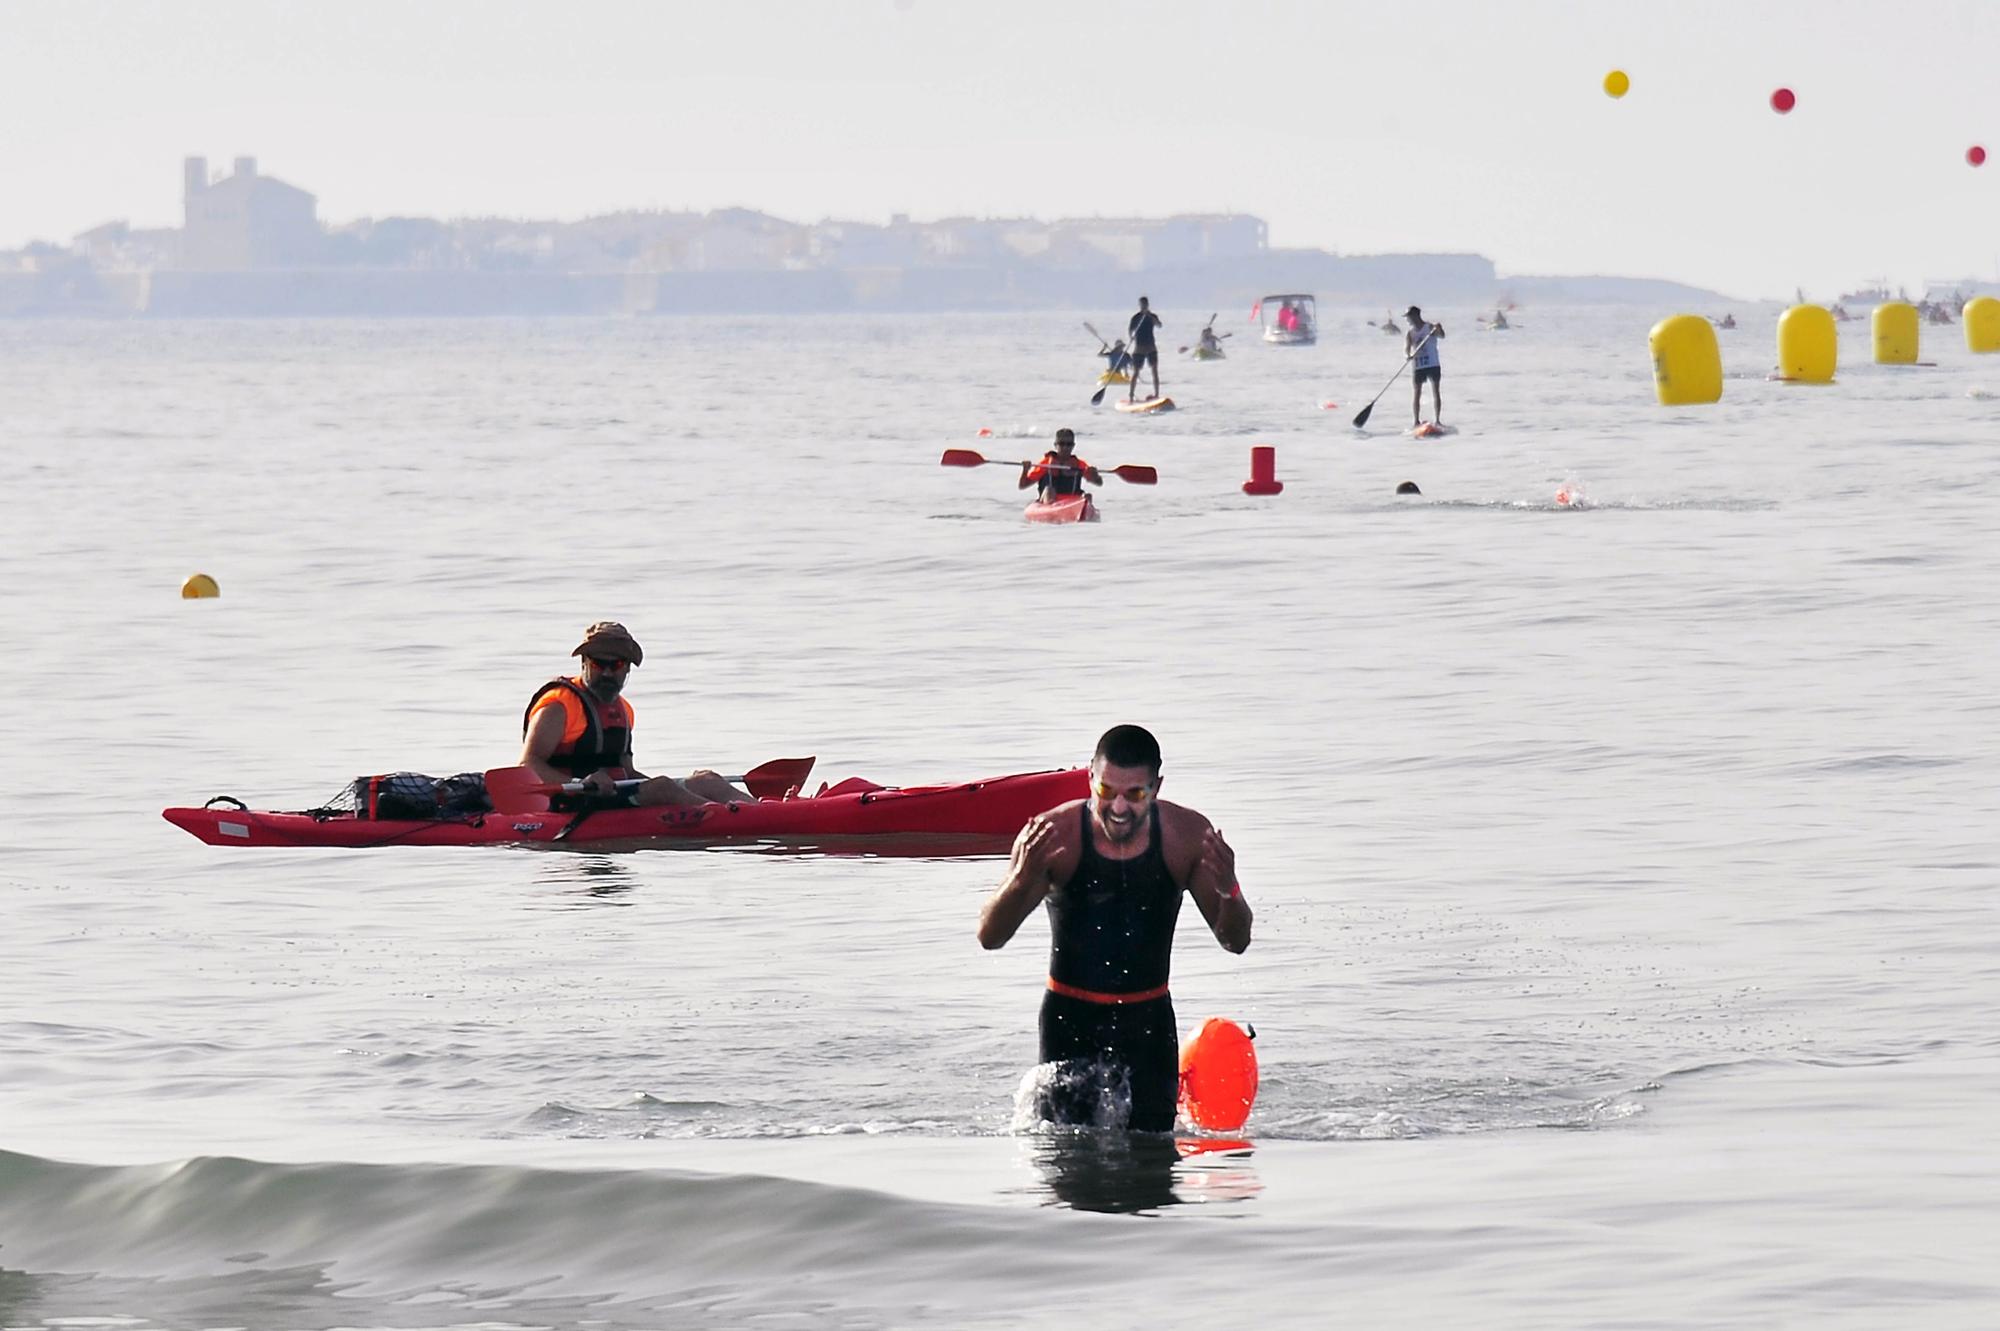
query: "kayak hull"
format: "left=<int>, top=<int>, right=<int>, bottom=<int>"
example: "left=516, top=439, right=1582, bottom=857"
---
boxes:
left=1097, top=370, right=1131, bottom=385
left=1192, top=347, right=1226, bottom=361
left=164, top=768, right=1086, bottom=855
left=1114, top=396, right=1176, bottom=414
left=1024, top=493, right=1098, bottom=524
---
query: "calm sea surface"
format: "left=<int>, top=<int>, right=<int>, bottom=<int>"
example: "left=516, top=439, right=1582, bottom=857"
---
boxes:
left=2, top=308, right=1996, bottom=1329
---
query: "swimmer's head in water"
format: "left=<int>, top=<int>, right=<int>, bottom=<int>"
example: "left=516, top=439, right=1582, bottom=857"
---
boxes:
left=1396, top=481, right=1421, bottom=495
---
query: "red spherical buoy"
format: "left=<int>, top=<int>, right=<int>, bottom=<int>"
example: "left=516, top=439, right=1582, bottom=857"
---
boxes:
left=1770, top=87, right=1796, bottom=114
left=1970, top=145, right=1988, bottom=168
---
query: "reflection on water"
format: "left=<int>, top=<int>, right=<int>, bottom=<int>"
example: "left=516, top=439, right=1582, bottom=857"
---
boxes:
left=1020, top=1132, right=1261, bottom=1214
left=535, top=856, right=638, bottom=903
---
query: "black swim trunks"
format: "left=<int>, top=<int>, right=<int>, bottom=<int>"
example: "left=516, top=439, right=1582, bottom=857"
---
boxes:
left=1415, top=365, right=1441, bottom=386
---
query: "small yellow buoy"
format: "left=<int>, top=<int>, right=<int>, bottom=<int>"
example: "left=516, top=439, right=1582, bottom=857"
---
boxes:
left=1966, top=296, right=2000, bottom=354
left=1777, top=305, right=1837, bottom=383
left=1872, top=302, right=1919, bottom=365
left=1648, top=314, right=1722, bottom=405
left=1603, top=69, right=1630, bottom=99
left=181, top=573, right=220, bottom=599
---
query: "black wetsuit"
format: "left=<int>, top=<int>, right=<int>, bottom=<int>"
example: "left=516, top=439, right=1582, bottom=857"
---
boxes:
left=1038, top=804, right=1184, bottom=1132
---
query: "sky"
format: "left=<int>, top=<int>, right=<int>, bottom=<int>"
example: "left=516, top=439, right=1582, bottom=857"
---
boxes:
left=2, top=0, right=1995, bottom=299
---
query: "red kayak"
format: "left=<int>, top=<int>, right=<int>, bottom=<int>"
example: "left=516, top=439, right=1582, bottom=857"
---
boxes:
left=1024, top=493, right=1098, bottom=524
left=163, top=767, right=1085, bottom=854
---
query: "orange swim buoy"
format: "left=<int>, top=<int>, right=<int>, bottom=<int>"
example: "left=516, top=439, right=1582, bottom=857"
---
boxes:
left=1178, top=1017, right=1258, bottom=1131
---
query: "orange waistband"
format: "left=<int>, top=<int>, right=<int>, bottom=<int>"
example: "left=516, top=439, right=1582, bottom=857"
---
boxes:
left=1045, top=977, right=1171, bottom=1005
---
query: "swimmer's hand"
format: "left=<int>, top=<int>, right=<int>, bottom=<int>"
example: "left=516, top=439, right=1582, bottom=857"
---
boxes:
left=1191, top=825, right=1237, bottom=905
left=1009, top=812, right=1062, bottom=896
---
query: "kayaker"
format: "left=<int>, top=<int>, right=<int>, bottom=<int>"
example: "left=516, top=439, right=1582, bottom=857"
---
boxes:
left=1197, top=324, right=1223, bottom=355
left=1126, top=296, right=1163, bottom=402
left=1019, top=428, right=1102, bottom=499
left=1404, top=305, right=1446, bottom=427
left=1100, top=337, right=1132, bottom=376
left=977, top=724, right=1251, bottom=1133
left=520, top=621, right=753, bottom=808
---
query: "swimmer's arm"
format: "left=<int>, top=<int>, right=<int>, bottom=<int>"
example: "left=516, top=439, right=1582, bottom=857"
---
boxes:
left=1184, top=816, right=1252, bottom=953
left=978, top=811, right=1066, bottom=949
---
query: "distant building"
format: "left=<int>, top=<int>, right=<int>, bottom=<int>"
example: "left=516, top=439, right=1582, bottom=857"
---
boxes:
left=180, top=155, right=321, bottom=270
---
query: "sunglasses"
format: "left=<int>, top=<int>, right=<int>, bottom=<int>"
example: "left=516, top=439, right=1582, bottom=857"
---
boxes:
left=586, top=657, right=631, bottom=670
left=1091, top=779, right=1155, bottom=806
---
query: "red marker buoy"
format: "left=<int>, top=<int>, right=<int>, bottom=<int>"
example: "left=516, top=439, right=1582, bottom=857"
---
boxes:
left=1243, top=445, right=1283, bottom=496
left=1970, top=145, right=1988, bottom=168
left=1179, top=1017, right=1258, bottom=1132
left=976, top=427, right=992, bottom=438
left=1770, top=87, right=1796, bottom=114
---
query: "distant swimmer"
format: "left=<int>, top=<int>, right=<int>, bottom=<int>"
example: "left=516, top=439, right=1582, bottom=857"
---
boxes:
left=1404, top=305, right=1446, bottom=427
left=1127, top=296, right=1163, bottom=403
left=1019, top=427, right=1102, bottom=500
left=977, top=724, right=1251, bottom=1133
left=1489, top=309, right=1509, bottom=330
left=1718, top=313, right=1737, bottom=329
left=1395, top=480, right=1422, bottom=495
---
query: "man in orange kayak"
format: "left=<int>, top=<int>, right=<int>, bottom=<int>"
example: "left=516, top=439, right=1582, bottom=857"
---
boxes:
left=977, top=724, right=1251, bottom=1132
left=520, top=621, right=752, bottom=807
left=1017, top=428, right=1102, bottom=501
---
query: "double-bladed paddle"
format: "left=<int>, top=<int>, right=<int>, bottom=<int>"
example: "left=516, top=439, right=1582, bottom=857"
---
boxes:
left=1351, top=324, right=1441, bottom=430
left=940, top=448, right=1157, bottom=484
left=484, top=756, right=817, bottom=813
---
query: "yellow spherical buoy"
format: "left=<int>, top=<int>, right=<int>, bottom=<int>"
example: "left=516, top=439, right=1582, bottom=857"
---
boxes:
left=1871, top=302, right=1919, bottom=365
left=1603, top=69, right=1630, bottom=99
left=1648, top=314, right=1722, bottom=405
left=180, top=573, right=220, bottom=599
left=1776, top=304, right=1838, bottom=383
left=1966, top=296, right=2000, bottom=354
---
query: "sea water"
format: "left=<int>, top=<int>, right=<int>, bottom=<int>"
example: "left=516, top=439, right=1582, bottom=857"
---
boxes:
left=1, top=309, right=1996, bottom=1328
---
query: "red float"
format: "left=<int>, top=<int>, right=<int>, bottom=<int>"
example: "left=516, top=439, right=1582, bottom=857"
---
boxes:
left=1970, top=145, right=1988, bottom=168
left=1770, top=87, right=1796, bottom=114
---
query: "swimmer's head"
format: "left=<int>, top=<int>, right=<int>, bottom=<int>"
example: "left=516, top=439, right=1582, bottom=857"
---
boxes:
left=1395, top=481, right=1421, bottom=496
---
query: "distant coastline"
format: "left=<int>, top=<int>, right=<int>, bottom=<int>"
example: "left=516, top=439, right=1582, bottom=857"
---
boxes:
left=0, top=154, right=1738, bottom=318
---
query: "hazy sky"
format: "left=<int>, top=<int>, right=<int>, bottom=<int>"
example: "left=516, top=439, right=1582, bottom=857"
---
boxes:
left=4, top=0, right=1995, bottom=298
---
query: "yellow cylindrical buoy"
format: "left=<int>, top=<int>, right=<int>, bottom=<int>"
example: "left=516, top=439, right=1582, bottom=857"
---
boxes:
left=1777, top=304, right=1837, bottom=382
left=1966, top=296, right=2000, bottom=353
left=181, top=573, right=220, bottom=599
left=1872, top=301, right=1919, bottom=365
left=1648, top=314, right=1723, bottom=405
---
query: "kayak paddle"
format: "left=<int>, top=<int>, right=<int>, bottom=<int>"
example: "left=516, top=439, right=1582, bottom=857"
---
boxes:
left=485, top=756, right=817, bottom=812
left=940, top=448, right=1157, bottom=484
left=1351, top=324, right=1440, bottom=430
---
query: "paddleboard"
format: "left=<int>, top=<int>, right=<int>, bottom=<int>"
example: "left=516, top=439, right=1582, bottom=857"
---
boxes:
left=1115, top=396, right=1176, bottom=414
left=1408, top=422, right=1456, bottom=438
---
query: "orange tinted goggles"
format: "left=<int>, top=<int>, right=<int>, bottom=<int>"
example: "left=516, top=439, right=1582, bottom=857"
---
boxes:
left=1091, top=780, right=1155, bottom=806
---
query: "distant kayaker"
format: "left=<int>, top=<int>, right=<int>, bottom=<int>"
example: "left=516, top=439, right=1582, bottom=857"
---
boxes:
left=1100, top=337, right=1131, bottom=376
left=520, top=621, right=753, bottom=808
left=1126, top=297, right=1163, bottom=402
left=1404, top=305, right=1446, bottom=427
left=1197, top=324, right=1224, bottom=355
left=977, top=724, right=1251, bottom=1133
left=1019, top=428, right=1102, bottom=499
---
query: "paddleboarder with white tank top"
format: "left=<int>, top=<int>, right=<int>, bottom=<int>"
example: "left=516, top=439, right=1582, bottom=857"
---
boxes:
left=1404, top=305, right=1446, bottom=427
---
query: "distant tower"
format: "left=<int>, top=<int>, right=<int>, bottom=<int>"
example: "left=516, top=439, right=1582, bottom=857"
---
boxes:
left=183, top=155, right=207, bottom=227
left=233, top=156, right=257, bottom=179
